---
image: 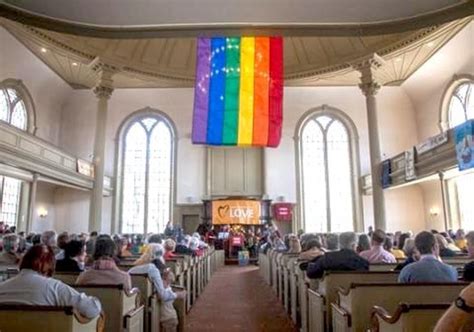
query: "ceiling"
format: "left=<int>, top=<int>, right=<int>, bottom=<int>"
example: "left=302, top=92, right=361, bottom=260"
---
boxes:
left=1, top=17, right=472, bottom=89
left=1, top=0, right=472, bottom=37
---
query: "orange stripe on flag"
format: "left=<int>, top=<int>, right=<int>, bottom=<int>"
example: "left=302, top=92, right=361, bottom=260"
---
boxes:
left=252, top=37, right=270, bottom=146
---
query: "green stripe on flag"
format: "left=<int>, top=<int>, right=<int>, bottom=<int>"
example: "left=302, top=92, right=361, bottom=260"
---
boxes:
left=223, top=37, right=241, bottom=145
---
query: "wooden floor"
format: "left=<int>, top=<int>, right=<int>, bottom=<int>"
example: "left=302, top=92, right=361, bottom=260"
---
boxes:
left=185, top=265, right=298, bottom=332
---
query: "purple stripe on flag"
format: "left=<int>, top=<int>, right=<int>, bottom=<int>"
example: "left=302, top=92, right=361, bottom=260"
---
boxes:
left=192, top=38, right=211, bottom=144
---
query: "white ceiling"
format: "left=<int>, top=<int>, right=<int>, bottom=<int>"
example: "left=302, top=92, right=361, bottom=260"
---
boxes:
left=2, top=17, right=471, bottom=89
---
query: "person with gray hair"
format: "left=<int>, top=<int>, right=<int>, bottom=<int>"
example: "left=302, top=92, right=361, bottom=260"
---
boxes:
left=306, top=232, right=368, bottom=279
left=0, top=234, right=20, bottom=265
left=462, top=231, right=474, bottom=281
left=326, top=233, right=340, bottom=251
left=41, top=230, right=59, bottom=254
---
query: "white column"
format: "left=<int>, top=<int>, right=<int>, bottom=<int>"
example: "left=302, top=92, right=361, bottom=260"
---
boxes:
left=26, top=173, right=39, bottom=233
left=355, top=56, right=387, bottom=231
left=88, top=64, right=114, bottom=232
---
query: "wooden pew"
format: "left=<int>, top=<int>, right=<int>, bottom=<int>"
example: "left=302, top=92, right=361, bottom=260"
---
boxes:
left=130, top=273, right=160, bottom=332
left=0, top=305, right=104, bottom=332
left=369, top=264, right=398, bottom=271
left=282, top=254, right=299, bottom=312
left=371, top=303, right=451, bottom=332
left=307, top=271, right=399, bottom=332
left=74, top=284, right=144, bottom=332
left=55, top=271, right=80, bottom=284
left=331, top=282, right=468, bottom=332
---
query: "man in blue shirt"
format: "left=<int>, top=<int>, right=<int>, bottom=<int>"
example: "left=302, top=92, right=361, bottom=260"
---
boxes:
left=399, top=231, right=458, bottom=283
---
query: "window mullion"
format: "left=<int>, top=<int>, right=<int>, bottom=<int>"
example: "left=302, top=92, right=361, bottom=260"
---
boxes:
left=144, top=132, right=151, bottom=236
left=323, top=129, right=331, bottom=233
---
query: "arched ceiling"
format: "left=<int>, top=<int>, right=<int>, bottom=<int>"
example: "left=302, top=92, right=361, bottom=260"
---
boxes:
left=1, top=17, right=472, bottom=88
left=0, top=0, right=472, bottom=37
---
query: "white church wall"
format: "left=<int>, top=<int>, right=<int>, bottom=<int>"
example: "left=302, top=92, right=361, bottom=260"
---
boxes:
left=54, top=187, right=91, bottom=234
left=31, top=182, right=56, bottom=233
left=0, top=26, right=72, bottom=146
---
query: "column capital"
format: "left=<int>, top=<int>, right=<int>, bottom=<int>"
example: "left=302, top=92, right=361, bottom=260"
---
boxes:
left=93, top=85, right=114, bottom=99
left=359, top=82, right=381, bottom=97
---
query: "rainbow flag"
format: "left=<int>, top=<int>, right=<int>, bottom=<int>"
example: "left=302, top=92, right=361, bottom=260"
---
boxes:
left=192, top=36, right=283, bottom=147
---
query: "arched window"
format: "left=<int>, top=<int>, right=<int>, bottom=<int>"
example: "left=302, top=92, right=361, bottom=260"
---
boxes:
left=297, top=106, right=361, bottom=233
left=0, top=80, right=34, bottom=227
left=118, top=110, right=175, bottom=234
left=445, top=78, right=474, bottom=230
left=447, top=81, right=474, bottom=128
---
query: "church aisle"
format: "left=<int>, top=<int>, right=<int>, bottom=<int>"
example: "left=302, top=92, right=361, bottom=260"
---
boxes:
left=185, top=265, right=298, bottom=332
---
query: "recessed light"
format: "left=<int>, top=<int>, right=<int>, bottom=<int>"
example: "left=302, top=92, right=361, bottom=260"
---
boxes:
left=426, top=42, right=434, bottom=48
left=72, top=62, right=78, bottom=66
left=40, top=47, right=47, bottom=53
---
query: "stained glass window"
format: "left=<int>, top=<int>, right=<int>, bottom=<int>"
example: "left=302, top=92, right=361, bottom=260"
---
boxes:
left=121, top=116, right=173, bottom=234
left=448, top=81, right=474, bottom=229
left=0, top=84, right=29, bottom=227
left=301, top=115, right=354, bottom=232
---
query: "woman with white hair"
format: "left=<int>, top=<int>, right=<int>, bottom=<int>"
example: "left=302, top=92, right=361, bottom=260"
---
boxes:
left=0, top=234, right=20, bottom=265
left=129, top=243, right=185, bottom=302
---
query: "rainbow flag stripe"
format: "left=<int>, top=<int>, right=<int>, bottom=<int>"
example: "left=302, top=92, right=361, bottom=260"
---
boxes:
left=192, top=36, right=283, bottom=147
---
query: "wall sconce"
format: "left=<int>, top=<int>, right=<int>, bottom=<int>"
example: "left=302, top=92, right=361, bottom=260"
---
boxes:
left=38, top=207, right=48, bottom=219
left=429, top=207, right=440, bottom=217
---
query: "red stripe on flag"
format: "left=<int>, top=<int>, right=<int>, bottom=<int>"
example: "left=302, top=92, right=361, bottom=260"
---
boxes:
left=267, top=37, right=283, bottom=147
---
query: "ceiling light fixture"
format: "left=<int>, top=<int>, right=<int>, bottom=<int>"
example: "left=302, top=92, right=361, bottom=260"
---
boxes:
left=72, top=62, right=78, bottom=66
left=40, top=47, right=47, bottom=53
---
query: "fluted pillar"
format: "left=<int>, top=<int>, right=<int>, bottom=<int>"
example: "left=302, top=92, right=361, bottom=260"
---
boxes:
left=354, top=55, right=387, bottom=231
left=88, top=62, right=115, bottom=232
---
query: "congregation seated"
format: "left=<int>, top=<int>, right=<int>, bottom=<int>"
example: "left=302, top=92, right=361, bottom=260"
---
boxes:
left=115, top=235, right=133, bottom=259
left=386, top=237, right=406, bottom=259
left=325, top=233, right=339, bottom=251
left=164, top=238, right=177, bottom=260
left=160, top=267, right=180, bottom=331
left=76, top=236, right=132, bottom=290
left=56, top=240, right=85, bottom=273
left=0, top=244, right=101, bottom=319
left=395, top=238, right=418, bottom=271
left=0, top=234, right=20, bottom=265
left=356, top=233, right=370, bottom=253
left=306, top=232, right=369, bottom=279
left=455, top=229, right=468, bottom=252
left=41, top=230, right=60, bottom=255
left=398, top=231, right=458, bottom=283
left=462, top=231, right=474, bottom=281
left=359, top=229, right=396, bottom=264
left=175, top=235, right=196, bottom=256
left=85, top=231, right=97, bottom=256
left=436, top=234, right=458, bottom=257
left=298, top=236, right=324, bottom=263
left=129, top=243, right=186, bottom=302
left=286, top=234, right=301, bottom=254
left=55, top=232, right=70, bottom=260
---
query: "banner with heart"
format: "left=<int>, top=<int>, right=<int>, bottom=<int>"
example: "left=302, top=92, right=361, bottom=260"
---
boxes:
left=211, top=199, right=261, bottom=225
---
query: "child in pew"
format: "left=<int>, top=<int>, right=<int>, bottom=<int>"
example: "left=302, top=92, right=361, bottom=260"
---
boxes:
left=160, top=266, right=179, bottom=332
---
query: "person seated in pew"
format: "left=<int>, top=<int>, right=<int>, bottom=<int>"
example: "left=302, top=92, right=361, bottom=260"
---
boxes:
left=287, top=234, right=302, bottom=254
left=129, top=243, right=186, bottom=302
left=0, top=234, right=21, bottom=265
left=0, top=244, right=101, bottom=319
left=298, top=237, right=324, bottom=271
left=395, top=238, right=419, bottom=271
left=386, top=237, right=406, bottom=259
left=41, top=230, right=60, bottom=255
left=398, top=231, right=458, bottom=283
left=462, top=231, right=474, bottom=281
left=434, top=282, right=474, bottom=331
left=325, top=233, right=340, bottom=251
left=163, top=239, right=177, bottom=260
left=76, top=236, right=132, bottom=290
left=160, top=267, right=179, bottom=332
left=55, top=232, right=70, bottom=260
left=356, top=233, right=370, bottom=253
left=436, top=234, right=457, bottom=257
left=115, top=236, right=133, bottom=259
left=56, top=240, right=86, bottom=272
left=175, top=235, right=195, bottom=256
left=455, top=229, right=468, bottom=252
left=359, top=229, right=396, bottom=264
left=306, top=232, right=369, bottom=279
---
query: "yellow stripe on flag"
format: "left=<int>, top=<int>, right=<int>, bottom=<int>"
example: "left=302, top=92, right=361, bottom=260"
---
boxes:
left=238, top=37, right=255, bottom=146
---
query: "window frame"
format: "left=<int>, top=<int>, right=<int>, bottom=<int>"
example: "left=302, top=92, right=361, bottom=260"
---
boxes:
left=439, top=74, right=474, bottom=132
left=295, top=105, right=363, bottom=232
left=0, top=79, right=36, bottom=134
left=113, top=107, right=177, bottom=235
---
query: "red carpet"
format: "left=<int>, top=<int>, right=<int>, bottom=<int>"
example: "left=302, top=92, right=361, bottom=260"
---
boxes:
left=185, top=265, right=298, bottom=332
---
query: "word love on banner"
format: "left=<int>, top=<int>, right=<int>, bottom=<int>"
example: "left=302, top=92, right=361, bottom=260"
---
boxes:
left=212, top=200, right=261, bottom=225
left=192, top=37, right=283, bottom=147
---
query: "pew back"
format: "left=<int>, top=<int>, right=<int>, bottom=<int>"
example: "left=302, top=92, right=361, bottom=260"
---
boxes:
left=0, top=305, right=103, bottom=332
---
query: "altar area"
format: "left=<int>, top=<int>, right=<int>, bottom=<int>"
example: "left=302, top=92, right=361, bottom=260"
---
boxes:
left=202, top=198, right=272, bottom=264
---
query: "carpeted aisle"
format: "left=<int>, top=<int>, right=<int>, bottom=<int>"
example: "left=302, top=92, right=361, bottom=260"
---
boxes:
left=185, top=265, right=298, bottom=332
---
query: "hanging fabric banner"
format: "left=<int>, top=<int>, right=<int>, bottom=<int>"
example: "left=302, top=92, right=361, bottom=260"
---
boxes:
left=192, top=36, right=283, bottom=147
left=455, top=119, right=474, bottom=171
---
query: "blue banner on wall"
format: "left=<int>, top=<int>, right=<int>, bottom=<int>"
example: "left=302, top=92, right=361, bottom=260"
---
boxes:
left=455, top=119, right=474, bottom=171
